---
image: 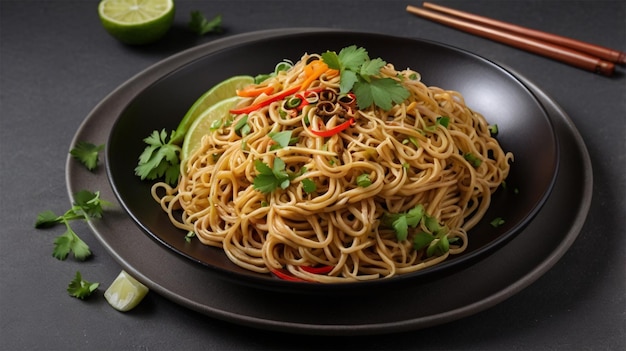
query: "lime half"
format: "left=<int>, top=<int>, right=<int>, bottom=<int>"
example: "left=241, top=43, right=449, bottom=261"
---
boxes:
left=104, top=270, right=149, bottom=312
left=181, top=96, right=241, bottom=162
left=98, top=0, right=175, bottom=45
left=171, top=75, right=255, bottom=145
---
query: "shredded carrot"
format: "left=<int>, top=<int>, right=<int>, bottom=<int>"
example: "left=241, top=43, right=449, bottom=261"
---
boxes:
left=236, top=85, right=274, bottom=97
left=229, top=86, right=301, bottom=114
left=300, top=60, right=329, bottom=90
left=323, top=69, right=340, bottom=79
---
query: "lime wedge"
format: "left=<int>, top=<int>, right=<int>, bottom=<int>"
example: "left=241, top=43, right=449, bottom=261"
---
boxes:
left=181, top=96, right=241, bottom=162
left=171, top=75, right=255, bottom=145
left=98, top=0, right=175, bottom=45
left=104, top=270, right=149, bottom=312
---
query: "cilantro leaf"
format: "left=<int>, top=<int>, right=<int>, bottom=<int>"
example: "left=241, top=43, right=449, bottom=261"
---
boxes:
left=35, top=190, right=109, bottom=261
left=382, top=204, right=424, bottom=241
left=392, top=216, right=409, bottom=241
left=70, top=141, right=104, bottom=171
left=35, top=210, right=63, bottom=229
left=413, top=232, right=435, bottom=251
left=338, top=45, right=369, bottom=71
left=321, top=51, right=341, bottom=70
left=67, top=271, right=99, bottom=299
left=253, top=158, right=290, bottom=194
left=382, top=204, right=451, bottom=257
left=135, top=129, right=181, bottom=186
left=53, top=227, right=91, bottom=261
left=339, top=70, right=358, bottom=94
left=73, top=190, right=110, bottom=219
left=188, top=11, right=222, bottom=36
left=354, top=77, right=410, bottom=111
left=322, top=46, right=410, bottom=110
left=426, top=236, right=450, bottom=257
left=359, top=58, right=386, bottom=79
left=437, top=116, right=450, bottom=128
left=405, top=204, right=425, bottom=227
left=302, top=178, right=317, bottom=194
left=269, top=130, right=293, bottom=150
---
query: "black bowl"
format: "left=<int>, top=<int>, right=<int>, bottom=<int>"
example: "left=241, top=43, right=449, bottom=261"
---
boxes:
left=106, top=30, right=558, bottom=293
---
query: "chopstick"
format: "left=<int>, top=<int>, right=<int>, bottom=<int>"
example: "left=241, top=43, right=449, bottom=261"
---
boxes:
left=406, top=3, right=625, bottom=76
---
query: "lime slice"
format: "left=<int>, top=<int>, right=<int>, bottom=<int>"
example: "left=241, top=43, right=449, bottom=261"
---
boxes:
left=171, top=75, right=255, bottom=145
left=181, top=96, right=241, bottom=162
left=98, top=0, right=175, bottom=45
left=104, top=270, right=149, bottom=312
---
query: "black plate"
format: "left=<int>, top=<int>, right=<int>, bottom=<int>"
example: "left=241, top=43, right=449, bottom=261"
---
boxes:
left=105, top=30, right=558, bottom=292
left=69, top=29, right=590, bottom=334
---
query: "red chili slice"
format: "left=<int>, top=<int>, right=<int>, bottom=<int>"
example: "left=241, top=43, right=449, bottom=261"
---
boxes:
left=300, top=265, right=334, bottom=274
left=230, top=86, right=301, bottom=114
left=271, top=268, right=308, bottom=282
left=309, top=117, right=356, bottom=137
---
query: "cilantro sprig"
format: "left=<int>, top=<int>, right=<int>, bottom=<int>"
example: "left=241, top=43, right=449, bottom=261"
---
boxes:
left=381, top=204, right=453, bottom=257
left=67, top=271, right=99, bottom=299
left=188, top=11, right=222, bottom=36
left=35, top=190, right=110, bottom=261
left=70, top=141, right=104, bottom=171
left=135, top=129, right=181, bottom=186
left=252, top=153, right=312, bottom=194
left=321, top=46, right=410, bottom=110
left=253, top=158, right=291, bottom=194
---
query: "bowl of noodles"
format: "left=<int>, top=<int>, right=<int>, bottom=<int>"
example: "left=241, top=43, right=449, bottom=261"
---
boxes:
left=106, top=30, right=558, bottom=292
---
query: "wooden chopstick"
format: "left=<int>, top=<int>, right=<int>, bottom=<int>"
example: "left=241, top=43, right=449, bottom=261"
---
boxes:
left=406, top=3, right=623, bottom=76
left=422, top=2, right=626, bottom=65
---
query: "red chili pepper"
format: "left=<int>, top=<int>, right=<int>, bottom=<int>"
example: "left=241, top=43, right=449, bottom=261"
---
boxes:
left=309, top=117, right=356, bottom=137
left=300, top=265, right=334, bottom=274
left=230, top=85, right=301, bottom=114
left=271, top=268, right=309, bottom=282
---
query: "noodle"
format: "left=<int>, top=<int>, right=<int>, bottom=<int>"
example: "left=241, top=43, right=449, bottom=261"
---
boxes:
left=151, top=50, right=513, bottom=283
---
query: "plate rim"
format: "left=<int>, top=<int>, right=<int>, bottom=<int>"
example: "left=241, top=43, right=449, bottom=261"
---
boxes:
left=66, top=28, right=591, bottom=334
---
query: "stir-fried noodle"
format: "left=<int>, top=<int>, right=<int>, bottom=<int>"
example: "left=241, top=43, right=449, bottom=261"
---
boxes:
left=152, top=50, right=513, bottom=283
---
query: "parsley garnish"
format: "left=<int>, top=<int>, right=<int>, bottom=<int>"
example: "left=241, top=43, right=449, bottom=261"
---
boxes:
left=381, top=204, right=452, bottom=257
left=135, top=129, right=181, bottom=186
left=425, top=116, right=450, bottom=132
left=35, top=190, right=110, bottom=261
left=67, top=271, right=99, bottom=299
left=321, top=46, right=410, bottom=110
left=70, top=141, right=104, bottom=171
left=252, top=158, right=291, bottom=194
left=188, top=11, right=222, bottom=36
left=381, top=204, right=425, bottom=241
left=301, top=178, right=317, bottom=194
left=269, top=130, right=295, bottom=150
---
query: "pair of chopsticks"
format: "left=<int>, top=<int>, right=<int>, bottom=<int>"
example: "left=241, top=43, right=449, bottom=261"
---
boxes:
left=406, top=2, right=626, bottom=77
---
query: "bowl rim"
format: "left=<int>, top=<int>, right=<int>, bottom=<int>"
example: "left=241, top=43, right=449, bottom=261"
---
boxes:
left=105, top=29, right=559, bottom=293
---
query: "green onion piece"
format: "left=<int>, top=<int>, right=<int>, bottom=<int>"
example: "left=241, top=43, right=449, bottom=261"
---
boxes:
left=489, top=124, right=499, bottom=136
left=490, top=217, right=505, bottom=228
left=356, top=173, right=372, bottom=187
left=464, top=153, right=482, bottom=168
